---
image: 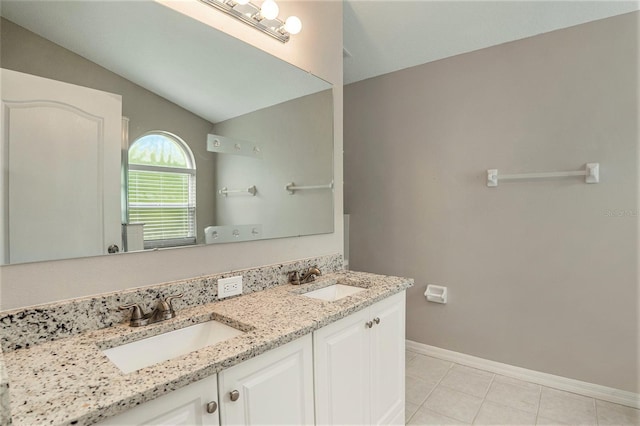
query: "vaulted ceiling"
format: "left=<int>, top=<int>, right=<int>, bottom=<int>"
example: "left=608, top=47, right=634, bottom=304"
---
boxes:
left=344, top=1, right=640, bottom=84
left=4, top=0, right=638, bottom=108
left=1, top=0, right=329, bottom=123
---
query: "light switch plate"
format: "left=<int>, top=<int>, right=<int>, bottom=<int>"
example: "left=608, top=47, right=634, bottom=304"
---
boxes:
left=218, top=276, right=242, bottom=299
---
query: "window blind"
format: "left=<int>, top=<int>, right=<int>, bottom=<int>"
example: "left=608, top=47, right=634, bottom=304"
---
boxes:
left=127, top=168, right=196, bottom=248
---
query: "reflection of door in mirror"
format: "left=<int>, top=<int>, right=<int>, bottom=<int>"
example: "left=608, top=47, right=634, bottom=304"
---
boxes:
left=1, top=69, right=122, bottom=264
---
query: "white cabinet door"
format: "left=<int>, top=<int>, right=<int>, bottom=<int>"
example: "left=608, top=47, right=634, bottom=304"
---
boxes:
left=370, top=292, right=406, bottom=425
left=99, top=374, right=219, bottom=426
left=218, top=334, right=314, bottom=426
left=314, top=307, right=371, bottom=425
left=314, top=291, right=406, bottom=426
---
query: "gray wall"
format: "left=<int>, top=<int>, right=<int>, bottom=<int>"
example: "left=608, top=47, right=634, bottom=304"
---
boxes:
left=1, top=18, right=216, bottom=243
left=212, top=90, right=333, bottom=239
left=345, top=12, right=639, bottom=392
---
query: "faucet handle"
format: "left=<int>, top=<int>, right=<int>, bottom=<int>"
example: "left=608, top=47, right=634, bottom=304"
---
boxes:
left=309, top=265, right=322, bottom=277
left=164, top=293, right=184, bottom=312
left=152, top=294, right=183, bottom=322
left=118, top=303, right=144, bottom=319
left=288, top=271, right=301, bottom=285
left=118, top=303, right=149, bottom=327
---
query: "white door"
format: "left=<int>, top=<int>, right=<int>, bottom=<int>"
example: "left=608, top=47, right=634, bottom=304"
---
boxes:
left=314, top=307, right=371, bottom=425
left=98, top=374, right=220, bottom=425
left=218, top=335, right=314, bottom=426
left=1, top=68, right=122, bottom=264
left=370, top=292, right=406, bottom=425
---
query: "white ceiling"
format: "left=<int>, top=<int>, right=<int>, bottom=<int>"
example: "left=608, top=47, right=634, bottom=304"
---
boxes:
left=344, top=0, right=640, bottom=85
left=1, top=0, right=329, bottom=123
left=4, top=0, right=638, bottom=104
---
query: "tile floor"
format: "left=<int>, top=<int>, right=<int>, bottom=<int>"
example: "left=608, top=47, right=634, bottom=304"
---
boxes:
left=405, top=350, right=640, bottom=425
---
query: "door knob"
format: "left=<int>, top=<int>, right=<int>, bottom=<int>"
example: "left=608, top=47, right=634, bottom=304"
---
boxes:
left=206, top=401, right=218, bottom=414
left=230, top=390, right=240, bottom=401
left=366, top=321, right=373, bottom=328
left=374, top=317, right=380, bottom=324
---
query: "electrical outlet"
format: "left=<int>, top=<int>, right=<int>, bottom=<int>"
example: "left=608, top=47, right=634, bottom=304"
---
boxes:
left=218, top=276, right=242, bottom=299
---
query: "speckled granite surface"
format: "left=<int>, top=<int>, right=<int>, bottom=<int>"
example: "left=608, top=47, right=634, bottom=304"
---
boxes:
left=2, top=265, right=412, bottom=425
left=0, top=347, right=10, bottom=425
left=0, top=254, right=343, bottom=352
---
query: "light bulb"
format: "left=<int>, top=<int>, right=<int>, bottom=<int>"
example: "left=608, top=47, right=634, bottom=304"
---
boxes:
left=284, top=16, right=302, bottom=34
left=260, top=0, right=279, bottom=20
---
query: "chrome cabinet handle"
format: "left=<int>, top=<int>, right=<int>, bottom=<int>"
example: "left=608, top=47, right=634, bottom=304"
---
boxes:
left=366, top=321, right=373, bottom=328
left=206, top=401, right=218, bottom=414
left=374, top=317, right=380, bottom=324
left=230, top=390, right=240, bottom=401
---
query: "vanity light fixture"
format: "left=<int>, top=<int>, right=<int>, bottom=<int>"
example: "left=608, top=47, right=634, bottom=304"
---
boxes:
left=199, top=0, right=302, bottom=43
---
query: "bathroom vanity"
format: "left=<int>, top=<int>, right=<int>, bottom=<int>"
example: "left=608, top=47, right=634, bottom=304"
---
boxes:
left=0, top=258, right=412, bottom=425
left=101, top=336, right=314, bottom=426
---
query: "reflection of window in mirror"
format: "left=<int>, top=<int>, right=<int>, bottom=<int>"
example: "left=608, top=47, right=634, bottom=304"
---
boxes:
left=127, top=132, right=197, bottom=249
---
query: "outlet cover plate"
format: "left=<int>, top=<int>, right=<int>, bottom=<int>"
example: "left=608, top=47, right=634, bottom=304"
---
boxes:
left=218, top=276, right=242, bottom=299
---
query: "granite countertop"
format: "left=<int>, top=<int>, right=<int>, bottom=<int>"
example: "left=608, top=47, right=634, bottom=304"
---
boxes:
left=3, top=270, right=412, bottom=425
left=0, top=347, right=10, bottom=425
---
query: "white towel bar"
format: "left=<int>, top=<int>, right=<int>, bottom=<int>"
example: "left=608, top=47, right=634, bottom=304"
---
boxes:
left=285, top=181, right=334, bottom=195
left=219, top=185, right=257, bottom=196
left=487, top=163, right=599, bottom=187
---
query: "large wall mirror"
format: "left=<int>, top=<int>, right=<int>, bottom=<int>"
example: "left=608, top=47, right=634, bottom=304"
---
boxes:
left=0, top=0, right=334, bottom=265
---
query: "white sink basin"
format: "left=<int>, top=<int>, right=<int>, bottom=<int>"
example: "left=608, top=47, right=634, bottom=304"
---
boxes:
left=103, top=320, right=244, bottom=373
left=302, top=284, right=365, bottom=301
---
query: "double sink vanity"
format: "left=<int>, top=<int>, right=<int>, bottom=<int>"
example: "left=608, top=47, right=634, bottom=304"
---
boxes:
left=0, top=2, right=405, bottom=425
left=0, top=255, right=412, bottom=425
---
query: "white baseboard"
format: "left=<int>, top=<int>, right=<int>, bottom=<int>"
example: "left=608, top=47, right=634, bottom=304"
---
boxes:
left=406, top=340, right=640, bottom=410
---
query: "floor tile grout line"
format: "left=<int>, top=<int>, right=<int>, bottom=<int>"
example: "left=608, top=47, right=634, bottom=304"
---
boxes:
left=405, top=401, right=417, bottom=425
left=534, top=384, right=543, bottom=425
left=482, top=373, right=496, bottom=399
left=405, top=353, right=453, bottom=424
left=470, top=373, right=496, bottom=425
left=495, top=374, right=545, bottom=392
left=539, top=387, right=605, bottom=426
left=439, top=365, right=496, bottom=397
left=447, top=356, right=546, bottom=425
left=480, top=398, right=542, bottom=423
left=404, top=350, right=426, bottom=425
left=414, top=360, right=462, bottom=423
left=478, top=374, right=496, bottom=424
left=405, top=381, right=430, bottom=424
left=405, top=350, right=639, bottom=425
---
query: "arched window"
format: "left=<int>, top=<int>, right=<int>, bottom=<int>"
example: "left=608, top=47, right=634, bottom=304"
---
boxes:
left=127, top=132, right=196, bottom=248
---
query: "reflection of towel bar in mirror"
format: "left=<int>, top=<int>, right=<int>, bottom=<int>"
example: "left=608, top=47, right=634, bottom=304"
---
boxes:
left=0, top=0, right=334, bottom=267
left=487, top=163, right=599, bottom=187
left=285, top=181, right=334, bottom=195
left=219, top=186, right=257, bottom=197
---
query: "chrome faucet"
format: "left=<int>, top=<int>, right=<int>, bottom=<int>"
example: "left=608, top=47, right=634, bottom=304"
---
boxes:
left=119, top=293, right=184, bottom=327
left=300, top=266, right=322, bottom=284
left=288, top=267, right=322, bottom=285
left=288, top=271, right=301, bottom=285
